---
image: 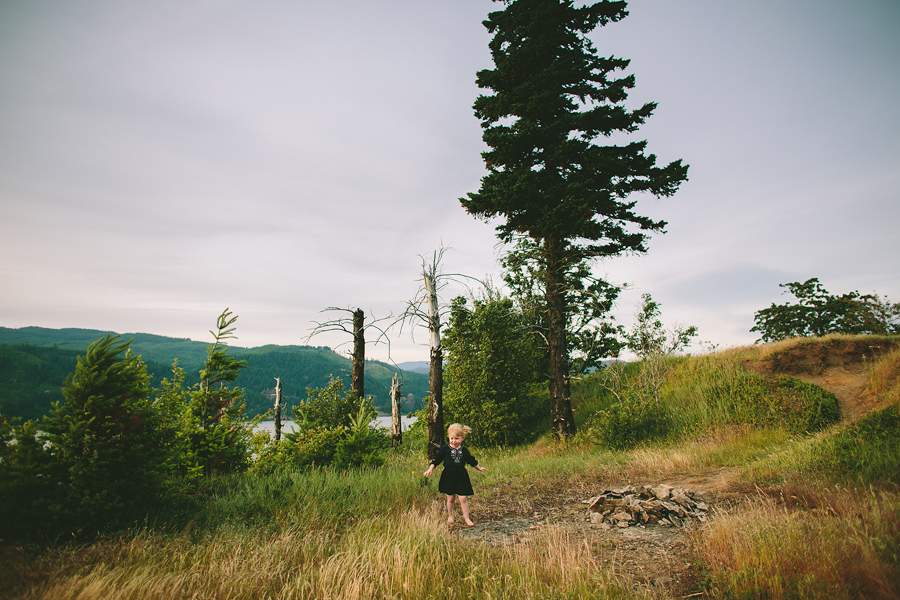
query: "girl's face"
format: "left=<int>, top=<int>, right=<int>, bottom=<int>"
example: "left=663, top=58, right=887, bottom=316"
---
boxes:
left=448, top=434, right=463, bottom=448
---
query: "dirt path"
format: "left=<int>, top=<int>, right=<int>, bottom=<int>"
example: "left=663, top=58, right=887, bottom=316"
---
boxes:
left=446, top=355, right=880, bottom=597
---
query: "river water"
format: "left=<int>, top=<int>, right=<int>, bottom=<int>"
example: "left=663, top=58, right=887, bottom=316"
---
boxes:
left=256, top=415, right=418, bottom=437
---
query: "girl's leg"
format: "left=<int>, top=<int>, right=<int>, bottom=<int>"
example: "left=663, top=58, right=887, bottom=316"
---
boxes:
left=446, top=495, right=455, bottom=524
left=459, top=496, right=474, bottom=526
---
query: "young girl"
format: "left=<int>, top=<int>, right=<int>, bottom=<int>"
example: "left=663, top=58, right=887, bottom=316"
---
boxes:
left=423, top=423, right=486, bottom=526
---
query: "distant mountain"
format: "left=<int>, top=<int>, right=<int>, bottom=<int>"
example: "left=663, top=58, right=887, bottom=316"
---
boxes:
left=0, top=326, right=430, bottom=420
left=396, top=361, right=430, bottom=374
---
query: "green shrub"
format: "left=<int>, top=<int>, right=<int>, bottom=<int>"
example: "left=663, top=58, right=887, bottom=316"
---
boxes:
left=293, top=378, right=360, bottom=430
left=253, top=425, right=391, bottom=473
left=333, top=427, right=391, bottom=469
left=580, top=396, right=672, bottom=450
left=705, top=373, right=840, bottom=433
left=255, top=379, right=391, bottom=473
left=442, top=296, right=544, bottom=447
left=0, top=418, right=55, bottom=543
left=816, top=403, right=900, bottom=484
left=777, top=376, right=841, bottom=432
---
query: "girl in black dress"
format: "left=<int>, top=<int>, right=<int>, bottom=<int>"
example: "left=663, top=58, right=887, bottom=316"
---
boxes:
left=423, top=423, right=486, bottom=526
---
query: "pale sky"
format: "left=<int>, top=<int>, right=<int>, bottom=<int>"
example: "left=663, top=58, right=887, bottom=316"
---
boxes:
left=1, top=0, right=898, bottom=364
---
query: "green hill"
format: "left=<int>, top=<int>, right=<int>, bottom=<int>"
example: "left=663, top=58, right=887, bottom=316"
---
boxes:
left=0, top=327, right=429, bottom=420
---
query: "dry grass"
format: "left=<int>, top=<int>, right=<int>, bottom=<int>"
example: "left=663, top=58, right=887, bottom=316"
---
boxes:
left=624, top=426, right=791, bottom=481
left=11, top=506, right=646, bottom=600
left=866, top=345, right=900, bottom=403
left=696, top=487, right=900, bottom=600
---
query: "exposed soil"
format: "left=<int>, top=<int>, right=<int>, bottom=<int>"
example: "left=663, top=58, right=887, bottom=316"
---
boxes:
left=443, top=339, right=897, bottom=598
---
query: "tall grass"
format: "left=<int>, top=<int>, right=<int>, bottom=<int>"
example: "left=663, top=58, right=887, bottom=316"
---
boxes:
left=573, top=344, right=842, bottom=450
left=10, top=461, right=648, bottom=600
left=739, top=401, right=900, bottom=488
left=866, top=344, right=900, bottom=404
left=696, top=489, right=900, bottom=599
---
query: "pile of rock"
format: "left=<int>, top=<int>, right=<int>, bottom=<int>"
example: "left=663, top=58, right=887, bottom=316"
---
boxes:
left=585, top=484, right=710, bottom=528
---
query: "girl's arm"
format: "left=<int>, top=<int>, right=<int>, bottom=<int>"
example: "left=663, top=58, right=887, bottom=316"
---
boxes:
left=424, top=446, right=447, bottom=476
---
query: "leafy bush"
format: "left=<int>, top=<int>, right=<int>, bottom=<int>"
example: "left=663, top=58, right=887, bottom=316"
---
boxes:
left=293, top=377, right=361, bottom=430
left=333, top=427, right=390, bottom=469
left=253, top=383, right=391, bottom=473
left=150, top=311, right=262, bottom=480
left=777, top=377, right=841, bottom=432
left=0, top=418, right=55, bottom=543
left=580, top=396, right=672, bottom=450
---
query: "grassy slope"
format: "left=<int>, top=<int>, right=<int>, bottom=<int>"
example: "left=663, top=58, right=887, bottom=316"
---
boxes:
left=2, top=335, right=898, bottom=600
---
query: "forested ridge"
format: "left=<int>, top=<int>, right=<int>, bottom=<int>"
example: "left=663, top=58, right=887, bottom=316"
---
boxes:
left=0, top=326, right=428, bottom=419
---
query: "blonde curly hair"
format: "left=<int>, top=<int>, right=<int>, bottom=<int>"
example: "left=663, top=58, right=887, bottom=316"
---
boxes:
left=447, top=423, right=472, bottom=438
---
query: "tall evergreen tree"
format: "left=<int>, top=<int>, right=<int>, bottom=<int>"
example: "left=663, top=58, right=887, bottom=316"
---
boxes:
left=462, top=0, right=688, bottom=438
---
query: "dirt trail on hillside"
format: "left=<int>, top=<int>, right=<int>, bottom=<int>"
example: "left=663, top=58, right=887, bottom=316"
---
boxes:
left=750, top=337, right=893, bottom=422
left=446, top=340, right=894, bottom=597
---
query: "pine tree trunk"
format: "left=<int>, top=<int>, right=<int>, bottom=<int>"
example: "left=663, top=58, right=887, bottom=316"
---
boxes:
left=351, top=308, right=365, bottom=399
left=390, top=372, right=402, bottom=448
left=546, top=237, right=576, bottom=440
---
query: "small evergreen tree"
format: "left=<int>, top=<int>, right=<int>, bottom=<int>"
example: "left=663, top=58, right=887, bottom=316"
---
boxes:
left=41, top=335, right=170, bottom=536
left=184, top=309, right=258, bottom=476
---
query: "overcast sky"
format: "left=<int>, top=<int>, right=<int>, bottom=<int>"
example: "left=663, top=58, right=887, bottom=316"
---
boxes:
left=1, top=0, right=898, bottom=364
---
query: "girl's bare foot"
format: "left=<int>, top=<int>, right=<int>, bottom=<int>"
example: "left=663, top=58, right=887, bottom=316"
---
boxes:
left=464, top=519, right=474, bottom=527
left=447, top=516, right=455, bottom=525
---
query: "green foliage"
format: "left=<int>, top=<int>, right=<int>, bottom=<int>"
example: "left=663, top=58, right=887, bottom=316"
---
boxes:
left=184, top=310, right=254, bottom=476
left=751, top=278, right=900, bottom=342
left=501, top=237, right=626, bottom=376
left=0, top=417, right=55, bottom=542
left=814, top=403, right=900, bottom=485
left=157, top=310, right=262, bottom=479
left=39, top=335, right=172, bottom=538
left=254, top=379, right=390, bottom=473
left=575, top=354, right=841, bottom=450
left=704, top=374, right=840, bottom=433
left=462, top=0, right=689, bottom=439
left=293, top=377, right=361, bottom=430
left=574, top=294, right=700, bottom=448
left=583, top=394, right=673, bottom=450
left=333, top=427, right=390, bottom=470
left=462, top=0, right=688, bottom=248
left=442, top=296, right=544, bottom=446
left=626, top=293, right=698, bottom=360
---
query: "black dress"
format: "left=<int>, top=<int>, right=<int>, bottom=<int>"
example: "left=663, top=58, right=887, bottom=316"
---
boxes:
left=431, top=444, right=479, bottom=496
